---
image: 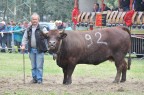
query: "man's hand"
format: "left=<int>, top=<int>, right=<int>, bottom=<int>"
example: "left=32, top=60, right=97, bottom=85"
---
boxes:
left=21, top=45, right=25, bottom=53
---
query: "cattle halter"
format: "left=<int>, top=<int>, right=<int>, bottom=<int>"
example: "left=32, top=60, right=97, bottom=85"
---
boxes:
left=53, top=39, right=62, bottom=60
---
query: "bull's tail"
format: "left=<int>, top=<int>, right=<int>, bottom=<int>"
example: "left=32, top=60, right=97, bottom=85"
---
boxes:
left=120, top=26, right=131, bottom=70
left=127, top=49, right=131, bottom=70
left=121, top=26, right=131, bottom=36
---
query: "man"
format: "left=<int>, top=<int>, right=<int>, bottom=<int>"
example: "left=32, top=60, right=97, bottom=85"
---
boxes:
left=5, top=22, right=13, bottom=53
left=101, top=4, right=111, bottom=11
left=0, top=21, right=7, bottom=52
left=92, top=3, right=101, bottom=12
left=133, top=0, right=144, bottom=11
left=21, top=13, right=48, bottom=84
left=118, top=0, right=130, bottom=11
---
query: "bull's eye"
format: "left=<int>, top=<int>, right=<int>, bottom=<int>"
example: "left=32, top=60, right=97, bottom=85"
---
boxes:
left=57, top=36, right=61, bottom=40
left=57, top=37, right=61, bottom=40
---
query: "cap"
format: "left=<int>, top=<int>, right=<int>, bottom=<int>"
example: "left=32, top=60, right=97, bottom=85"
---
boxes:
left=0, top=21, right=6, bottom=25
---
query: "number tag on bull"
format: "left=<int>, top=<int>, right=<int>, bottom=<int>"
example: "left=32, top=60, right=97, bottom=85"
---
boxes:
left=85, top=32, right=108, bottom=48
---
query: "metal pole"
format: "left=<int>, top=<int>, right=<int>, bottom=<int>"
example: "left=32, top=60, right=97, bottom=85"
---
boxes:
left=23, top=53, right=26, bottom=84
left=11, top=32, right=15, bottom=52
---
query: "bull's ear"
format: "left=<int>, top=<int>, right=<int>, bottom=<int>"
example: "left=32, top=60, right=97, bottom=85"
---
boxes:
left=59, top=30, right=67, bottom=39
left=41, top=32, right=49, bottom=39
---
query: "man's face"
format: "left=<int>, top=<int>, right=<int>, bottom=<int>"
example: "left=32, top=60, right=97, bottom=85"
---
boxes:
left=31, top=16, right=39, bottom=26
left=0, top=23, right=5, bottom=27
left=94, top=4, right=99, bottom=9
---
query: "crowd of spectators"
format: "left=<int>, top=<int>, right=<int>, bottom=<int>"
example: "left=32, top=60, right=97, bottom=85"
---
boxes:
left=0, top=20, right=71, bottom=53
left=92, top=3, right=111, bottom=12
left=133, top=0, right=144, bottom=11
left=93, top=0, right=144, bottom=12
left=0, top=20, right=29, bottom=53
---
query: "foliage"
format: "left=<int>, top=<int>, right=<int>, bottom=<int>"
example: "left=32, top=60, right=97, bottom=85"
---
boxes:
left=0, top=0, right=120, bottom=22
left=0, top=0, right=74, bottom=22
left=0, top=53, right=144, bottom=95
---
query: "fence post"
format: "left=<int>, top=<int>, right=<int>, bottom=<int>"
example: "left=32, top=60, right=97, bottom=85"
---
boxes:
left=11, top=32, right=15, bottom=52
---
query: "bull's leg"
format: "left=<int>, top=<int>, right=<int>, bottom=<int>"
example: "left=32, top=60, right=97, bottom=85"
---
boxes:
left=62, top=66, right=68, bottom=84
left=113, top=60, right=123, bottom=83
left=65, top=64, right=76, bottom=85
left=120, top=59, right=127, bottom=82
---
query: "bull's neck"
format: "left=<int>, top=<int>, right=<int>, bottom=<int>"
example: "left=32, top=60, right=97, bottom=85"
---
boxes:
left=53, top=39, right=63, bottom=60
left=57, top=39, right=62, bottom=54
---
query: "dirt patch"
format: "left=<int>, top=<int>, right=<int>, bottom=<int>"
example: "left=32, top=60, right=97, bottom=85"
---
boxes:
left=0, top=75, right=144, bottom=94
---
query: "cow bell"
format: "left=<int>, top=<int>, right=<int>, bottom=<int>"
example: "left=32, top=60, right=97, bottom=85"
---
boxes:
left=53, top=53, right=57, bottom=60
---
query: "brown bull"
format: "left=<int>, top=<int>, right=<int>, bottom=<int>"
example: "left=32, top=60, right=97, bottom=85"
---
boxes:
left=44, top=26, right=131, bottom=85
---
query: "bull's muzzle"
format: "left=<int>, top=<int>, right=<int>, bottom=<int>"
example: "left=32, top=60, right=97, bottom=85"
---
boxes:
left=48, top=41, right=56, bottom=50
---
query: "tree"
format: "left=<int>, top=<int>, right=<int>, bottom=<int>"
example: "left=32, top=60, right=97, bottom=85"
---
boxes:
left=0, top=0, right=118, bottom=22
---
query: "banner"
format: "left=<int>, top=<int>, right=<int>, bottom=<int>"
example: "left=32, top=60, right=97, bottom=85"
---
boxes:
left=95, top=13, right=107, bottom=26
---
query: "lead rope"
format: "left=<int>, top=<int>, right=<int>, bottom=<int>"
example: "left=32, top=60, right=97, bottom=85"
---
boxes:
left=53, top=39, right=62, bottom=60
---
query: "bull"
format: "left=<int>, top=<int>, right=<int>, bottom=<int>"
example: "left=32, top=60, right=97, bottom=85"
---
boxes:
left=43, top=26, right=131, bottom=85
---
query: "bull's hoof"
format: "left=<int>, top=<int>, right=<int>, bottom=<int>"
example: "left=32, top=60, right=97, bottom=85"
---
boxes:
left=63, top=82, right=72, bottom=85
left=63, top=80, right=72, bottom=85
left=113, top=80, right=119, bottom=83
left=120, top=79, right=126, bottom=83
left=63, top=81, right=66, bottom=84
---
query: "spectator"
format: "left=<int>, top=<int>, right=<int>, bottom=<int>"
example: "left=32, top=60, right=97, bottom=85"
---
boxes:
left=55, top=20, right=64, bottom=30
left=5, top=22, right=13, bottom=53
left=118, top=0, right=130, bottom=11
left=133, top=0, right=144, bottom=11
left=0, top=21, right=7, bottom=52
left=21, top=13, right=48, bottom=84
left=13, top=22, right=23, bottom=52
left=101, top=4, right=111, bottom=11
left=22, top=21, right=29, bottom=29
left=57, top=21, right=64, bottom=29
left=141, top=0, right=144, bottom=11
left=93, top=3, right=101, bottom=12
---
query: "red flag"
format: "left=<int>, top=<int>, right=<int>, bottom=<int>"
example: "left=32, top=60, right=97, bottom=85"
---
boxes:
left=72, top=7, right=79, bottom=25
left=124, top=10, right=135, bottom=26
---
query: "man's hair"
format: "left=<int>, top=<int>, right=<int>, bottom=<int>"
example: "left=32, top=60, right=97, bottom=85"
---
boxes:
left=94, top=3, right=99, bottom=7
left=31, top=13, right=40, bottom=20
left=96, top=3, right=99, bottom=7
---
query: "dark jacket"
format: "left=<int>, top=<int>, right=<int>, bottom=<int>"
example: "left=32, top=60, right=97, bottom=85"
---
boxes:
left=120, top=0, right=130, bottom=11
left=134, top=0, right=144, bottom=11
left=27, top=24, right=47, bottom=53
left=120, top=0, right=130, bottom=8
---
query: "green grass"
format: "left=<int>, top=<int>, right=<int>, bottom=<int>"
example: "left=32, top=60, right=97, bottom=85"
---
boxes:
left=1, top=53, right=141, bottom=78
left=131, top=29, right=144, bottom=34
left=0, top=53, right=144, bottom=95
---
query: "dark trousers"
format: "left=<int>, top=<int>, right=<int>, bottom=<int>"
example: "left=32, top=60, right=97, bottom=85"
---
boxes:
left=0, top=34, right=7, bottom=52
left=6, top=34, right=12, bottom=49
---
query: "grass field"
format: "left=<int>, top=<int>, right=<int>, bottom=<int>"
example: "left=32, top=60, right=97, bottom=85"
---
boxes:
left=131, top=29, right=144, bottom=34
left=0, top=53, right=144, bottom=95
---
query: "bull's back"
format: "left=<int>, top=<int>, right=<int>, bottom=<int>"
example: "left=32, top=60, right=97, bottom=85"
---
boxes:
left=62, top=27, right=131, bottom=64
left=102, top=27, right=131, bottom=51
